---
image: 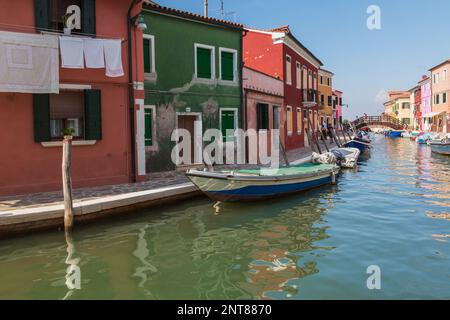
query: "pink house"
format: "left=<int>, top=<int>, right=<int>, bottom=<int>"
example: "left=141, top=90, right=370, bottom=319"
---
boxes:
left=419, top=76, right=432, bottom=131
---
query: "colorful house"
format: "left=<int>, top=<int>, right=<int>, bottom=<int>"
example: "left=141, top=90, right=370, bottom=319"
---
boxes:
left=383, top=91, right=410, bottom=121
left=430, top=60, right=450, bottom=133
left=333, top=90, right=343, bottom=126
left=419, top=76, right=432, bottom=131
left=0, top=0, right=144, bottom=196
left=139, top=3, right=243, bottom=173
left=408, top=85, right=420, bottom=130
left=243, top=26, right=323, bottom=151
left=243, top=67, right=284, bottom=158
left=318, top=69, right=334, bottom=126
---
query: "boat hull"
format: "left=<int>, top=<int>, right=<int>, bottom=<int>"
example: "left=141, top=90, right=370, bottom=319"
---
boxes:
left=388, top=131, right=404, bottom=138
left=344, top=140, right=370, bottom=153
left=430, top=143, right=450, bottom=155
left=186, top=169, right=338, bottom=202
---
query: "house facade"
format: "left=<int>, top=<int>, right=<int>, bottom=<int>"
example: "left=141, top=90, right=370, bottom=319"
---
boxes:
left=409, top=85, right=420, bottom=130
left=139, top=3, right=243, bottom=173
left=419, top=76, right=432, bottom=131
left=0, top=0, right=144, bottom=196
left=430, top=60, right=450, bottom=133
left=243, top=26, right=323, bottom=151
left=333, top=90, right=343, bottom=126
left=243, top=67, right=284, bottom=158
left=318, top=69, right=333, bottom=126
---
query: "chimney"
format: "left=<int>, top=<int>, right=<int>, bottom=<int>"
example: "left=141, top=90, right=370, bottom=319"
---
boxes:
left=422, top=75, right=427, bottom=80
left=204, top=0, right=208, bottom=17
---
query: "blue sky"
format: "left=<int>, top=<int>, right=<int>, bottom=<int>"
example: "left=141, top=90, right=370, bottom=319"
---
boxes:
left=153, top=0, right=450, bottom=119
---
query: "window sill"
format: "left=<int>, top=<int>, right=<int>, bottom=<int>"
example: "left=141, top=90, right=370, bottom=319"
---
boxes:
left=41, top=140, right=97, bottom=148
left=218, top=79, right=239, bottom=87
left=193, top=77, right=216, bottom=85
left=144, top=72, right=157, bottom=82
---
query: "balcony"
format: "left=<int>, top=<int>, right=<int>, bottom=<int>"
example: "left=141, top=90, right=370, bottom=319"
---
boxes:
left=302, top=89, right=317, bottom=107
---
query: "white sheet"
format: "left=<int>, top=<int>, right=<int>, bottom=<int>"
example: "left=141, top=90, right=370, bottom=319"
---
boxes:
left=59, top=36, right=84, bottom=69
left=83, top=38, right=104, bottom=69
left=103, top=39, right=124, bottom=77
left=0, top=31, right=59, bottom=93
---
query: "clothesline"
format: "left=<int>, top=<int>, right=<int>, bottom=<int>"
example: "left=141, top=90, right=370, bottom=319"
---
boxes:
left=0, top=22, right=126, bottom=43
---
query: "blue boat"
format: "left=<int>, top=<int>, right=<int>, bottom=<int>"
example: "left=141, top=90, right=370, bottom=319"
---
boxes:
left=388, top=130, right=404, bottom=138
left=344, top=140, right=370, bottom=153
left=430, top=141, right=450, bottom=155
left=417, top=132, right=432, bottom=144
left=186, top=163, right=340, bottom=202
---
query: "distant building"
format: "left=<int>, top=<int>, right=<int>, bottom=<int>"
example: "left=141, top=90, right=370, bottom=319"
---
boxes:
left=333, top=90, right=343, bottom=126
left=318, top=69, right=334, bottom=126
left=384, top=91, right=411, bottom=126
left=408, top=85, right=420, bottom=130
left=430, top=60, right=450, bottom=133
left=419, top=76, right=432, bottom=131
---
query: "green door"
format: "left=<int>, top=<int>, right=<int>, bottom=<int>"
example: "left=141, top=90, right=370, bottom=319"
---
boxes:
left=221, top=110, right=235, bottom=142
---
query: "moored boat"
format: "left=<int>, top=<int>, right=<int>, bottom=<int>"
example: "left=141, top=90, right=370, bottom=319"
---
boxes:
left=186, top=163, right=340, bottom=202
left=388, top=130, right=404, bottom=138
left=344, top=139, right=370, bottom=153
left=312, top=148, right=360, bottom=169
left=429, top=139, right=450, bottom=155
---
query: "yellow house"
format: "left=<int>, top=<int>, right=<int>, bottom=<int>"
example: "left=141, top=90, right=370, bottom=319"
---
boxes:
left=318, top=68, right=333, bottom=125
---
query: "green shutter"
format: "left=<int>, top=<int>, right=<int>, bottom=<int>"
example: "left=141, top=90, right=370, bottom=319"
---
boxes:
left=82, top=0, right=96, bottom=35
left=221, top=51, right=234, bottom=81
left=84, top=89, right=102, bottom=140
left=143, top=38, right=151, bottom=73
left=33, top=94, right=50, bottom=142
left=197, top=47, right=212, bottom=79
left=34, top=0, right=50, bottom=31
left=144, top=109, right=153, bottom=146
left=221, top=110, right=235, bottom=141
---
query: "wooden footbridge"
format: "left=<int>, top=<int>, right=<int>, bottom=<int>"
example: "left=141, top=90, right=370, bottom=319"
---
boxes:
left=352, top=116, right=405, bottom=130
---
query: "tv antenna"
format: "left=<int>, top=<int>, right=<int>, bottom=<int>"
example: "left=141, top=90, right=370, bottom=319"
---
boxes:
left=218, top=0, right=237, bottom=22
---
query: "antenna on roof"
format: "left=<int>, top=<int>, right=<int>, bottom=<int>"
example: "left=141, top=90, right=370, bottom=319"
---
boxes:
left=204, top=0, right=208, bottom=17
left=219, top=0, right=237, bottom=22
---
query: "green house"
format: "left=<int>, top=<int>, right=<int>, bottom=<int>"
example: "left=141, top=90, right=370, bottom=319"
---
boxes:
left=140, top=3, right=243, bottom=173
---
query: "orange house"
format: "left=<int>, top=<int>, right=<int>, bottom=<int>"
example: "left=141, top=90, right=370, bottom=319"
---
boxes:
left=0, top=0, right=145, bottom=196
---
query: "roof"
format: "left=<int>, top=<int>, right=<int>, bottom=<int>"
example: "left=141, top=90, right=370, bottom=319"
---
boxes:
left=142, top=1, right=243, bottom=30
left=319, top=68, right=334, bottom=76
left=245, top=25, right=323, bottom=67
left=429, top=59, right=450, bottom=71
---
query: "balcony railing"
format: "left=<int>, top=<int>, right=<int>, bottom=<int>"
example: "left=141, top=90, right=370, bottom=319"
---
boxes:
left=302, top=89, right=317, bottom=105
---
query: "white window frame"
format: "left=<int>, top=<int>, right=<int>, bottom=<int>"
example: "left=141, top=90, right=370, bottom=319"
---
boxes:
left=296, top=62, right=301, bottom=89
left=285, top=54, right=292, bottom=85
left=218, top=47, right=238, bottom=84
left=219, top=108, right=239, bottom=140
left=194, top=43, right=215, bottom=81
left=143, top=34, right=156, bottom=76
left=444, top=70, right=447, bottom=81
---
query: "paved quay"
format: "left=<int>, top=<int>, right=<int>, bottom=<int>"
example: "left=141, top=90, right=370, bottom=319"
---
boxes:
left=0, top=137, right=341, bottom=236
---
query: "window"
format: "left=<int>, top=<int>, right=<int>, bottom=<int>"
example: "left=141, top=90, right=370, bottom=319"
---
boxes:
left=435, top=95, right=440, bottom=104
left=287, top=106, right=293, bottom=135
left=328, top=96, right=332, bottom=106
left=285, top=55, right=292, bottom=85
left=144, top=108, right=153, bottom=147
left=220, top=48, right=237, bottom=82
left=327, top=77, right=331, bottom=86
left=195, top=44, right=214, bottom=79
left=273, top=106, right=280, bottom=130
left=302, top=68, right=307, bottom=89
left=296, top=62, right=301, bottom=89
left=33, top=89, right=102, bottom=142
left=296, top=107, right=302, bottom=134
left=320, top=76, right=323, bottom=85
left=320, top=94, right=325, bottom=104
left=308, top=70, right=312, bottom=89
left=256, top=104, right=269, bottom=130
left=143, top=34, right=155, bottom=74
left=339, top=97, right=343, bottom=105
left=35, top=0, right=96, bottom=35
left=444, top=70, right=447, bottom=81
left=221, top=109, right=236, bottom=141
left=443, top=92, right=447, bottom=104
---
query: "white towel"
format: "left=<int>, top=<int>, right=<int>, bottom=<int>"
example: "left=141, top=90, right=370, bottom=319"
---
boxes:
left=59, top=36, right=84, bottom=69
left=83, top=38, right=104, bottom=68
left=103, top=39, right=124, bottom=77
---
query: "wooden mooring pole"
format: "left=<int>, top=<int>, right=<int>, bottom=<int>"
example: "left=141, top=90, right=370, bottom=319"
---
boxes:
left=62, top=136, right=74, bottom=231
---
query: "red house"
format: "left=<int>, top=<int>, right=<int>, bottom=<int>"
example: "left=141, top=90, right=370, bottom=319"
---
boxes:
left=243, top=26, right=323, bottom=151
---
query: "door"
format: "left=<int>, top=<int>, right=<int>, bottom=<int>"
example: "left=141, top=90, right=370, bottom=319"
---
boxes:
left=178, top=115, right=196, bottom=165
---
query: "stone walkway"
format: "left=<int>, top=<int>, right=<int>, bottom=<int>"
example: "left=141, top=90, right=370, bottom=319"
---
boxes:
left=0, top=136, right=341, bottom=213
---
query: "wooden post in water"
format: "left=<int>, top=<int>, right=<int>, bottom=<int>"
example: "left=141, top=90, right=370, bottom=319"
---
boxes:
left=317, top=126, right=330, bottom=152
left=62, top=136, right=74, bottom=231
left=331, top=128, right=342, bottom=148
left=339, top=123, right=348, bottom=144
left=307, top=117, right=322, bottom=154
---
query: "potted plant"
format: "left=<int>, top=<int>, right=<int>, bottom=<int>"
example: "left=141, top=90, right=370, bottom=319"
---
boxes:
left=62, top=127, right=75, bottom=139
left=62, top=13, right=72, bottom=35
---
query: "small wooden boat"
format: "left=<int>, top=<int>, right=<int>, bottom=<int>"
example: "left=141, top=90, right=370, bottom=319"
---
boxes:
left=388, top=130, right=404, bottom=138
left=186, top=163, right=340, bottom=202
left=344, top=139, right=370, bottom=153
left=312, top=148, right=360, bottom=169
left=417, top=132, right=432, bottom=144
left=430, top=139, right=450, bottom=155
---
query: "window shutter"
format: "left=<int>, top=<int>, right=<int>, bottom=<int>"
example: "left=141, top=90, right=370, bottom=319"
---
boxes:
left=35, top=0, right=50, bottom=31
left=197, top=47, right=212, bottom=79
left=221, top=51, right=234, bottom=81
left=143, top=39, right=151, bottom=73
left=33, top=94, right=51, bottom=142
left=82, top=0, right=96, bottom=35
left=144, top=109, right=153, bottom=146
left=84, top=89, right=102, bottom=140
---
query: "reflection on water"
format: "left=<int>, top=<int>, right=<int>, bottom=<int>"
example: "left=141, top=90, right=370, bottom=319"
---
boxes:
left=0, top=136, right=449, bottom=300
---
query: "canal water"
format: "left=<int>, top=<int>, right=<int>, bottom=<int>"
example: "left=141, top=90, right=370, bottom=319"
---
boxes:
left=0, top=135, right=449, bottom=300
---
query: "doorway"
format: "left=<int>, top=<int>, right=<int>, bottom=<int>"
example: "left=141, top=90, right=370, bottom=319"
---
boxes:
left=176, top=113, right=202, bottom=165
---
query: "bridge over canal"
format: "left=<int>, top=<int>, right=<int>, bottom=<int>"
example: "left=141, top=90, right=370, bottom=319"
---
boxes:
left=352, top=116, right=405, bottom=130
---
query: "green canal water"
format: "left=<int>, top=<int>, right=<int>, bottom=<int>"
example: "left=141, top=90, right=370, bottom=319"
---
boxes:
left=0, top=136, right=449, bottom=300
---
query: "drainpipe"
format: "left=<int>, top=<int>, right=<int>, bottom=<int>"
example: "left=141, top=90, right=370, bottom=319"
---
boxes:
left=127, top=0, right=138, bottom=183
